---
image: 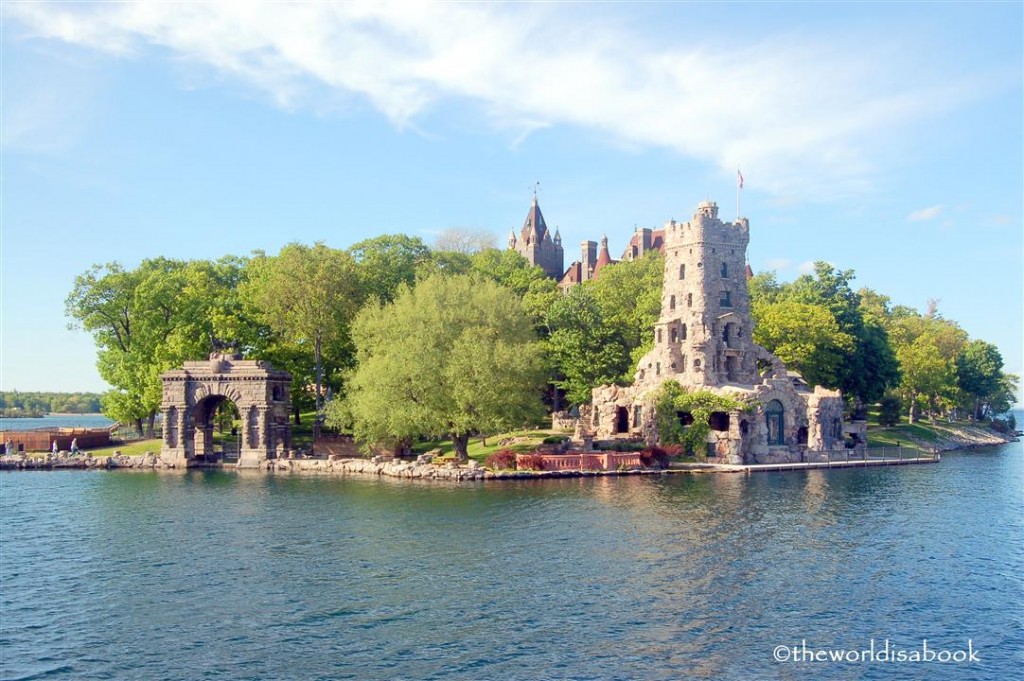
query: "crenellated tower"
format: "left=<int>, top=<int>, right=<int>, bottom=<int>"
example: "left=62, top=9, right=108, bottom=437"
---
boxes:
left=634, top=201, right=758, bottom=390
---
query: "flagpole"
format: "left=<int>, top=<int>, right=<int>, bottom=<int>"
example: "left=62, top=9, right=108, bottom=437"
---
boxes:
left=736, top=168, right=741, bottom=218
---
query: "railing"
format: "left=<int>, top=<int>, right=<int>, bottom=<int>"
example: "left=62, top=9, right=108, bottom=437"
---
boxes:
left=824, top=446, right=940, bottom=463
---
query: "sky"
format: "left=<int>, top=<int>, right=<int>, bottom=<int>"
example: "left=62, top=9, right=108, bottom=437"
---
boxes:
left=1, top=1, right=1022, bottom=401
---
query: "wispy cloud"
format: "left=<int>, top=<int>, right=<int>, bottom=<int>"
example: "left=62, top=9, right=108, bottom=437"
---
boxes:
left=907, top=205, right=944, bottom=222
left=796, top=261, right=818, bottom=275
left=7, top=2, right=1007, bottom=198
left=765, top=258, right=792, bottom=271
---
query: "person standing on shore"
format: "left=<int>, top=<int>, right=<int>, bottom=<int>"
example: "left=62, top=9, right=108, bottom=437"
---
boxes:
left=52, top=440, right=59, bottom=455
left=6, top=439, right=14, bottom=456
left=70, top=438, right=79, bottom=454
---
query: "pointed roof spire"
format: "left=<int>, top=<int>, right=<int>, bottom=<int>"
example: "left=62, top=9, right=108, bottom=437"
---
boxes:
left=593, top=235, right=613, bottom=278
left=519, top=194, right=549, bottom=243
left=553, top=227, right=562, bottom=246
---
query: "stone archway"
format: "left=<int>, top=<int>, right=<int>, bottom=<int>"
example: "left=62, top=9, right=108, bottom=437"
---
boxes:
left=160, top=353, right=291, bottom=468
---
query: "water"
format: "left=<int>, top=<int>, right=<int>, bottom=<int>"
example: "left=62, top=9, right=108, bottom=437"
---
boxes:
left=0, top=415, right=115, bottom=431
left=1, top=443, right=1021, bottom=680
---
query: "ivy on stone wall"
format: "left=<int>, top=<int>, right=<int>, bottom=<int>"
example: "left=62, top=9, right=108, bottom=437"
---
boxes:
left=652, top=381, right=748, bottom=455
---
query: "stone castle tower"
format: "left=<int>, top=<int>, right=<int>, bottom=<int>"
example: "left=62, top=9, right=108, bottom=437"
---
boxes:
left=590, top=199, right=860, bottom=465
left=634, top=200, right=758, bottom=390
left=508, top=196, right=564, bottom=280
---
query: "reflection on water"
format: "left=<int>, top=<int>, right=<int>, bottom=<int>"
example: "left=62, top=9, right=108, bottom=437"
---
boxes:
left=1, top=443, right=1021, bottom=680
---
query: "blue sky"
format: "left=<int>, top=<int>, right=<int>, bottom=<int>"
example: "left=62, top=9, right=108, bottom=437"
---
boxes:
left=2, top=1, right=1021, bottom=400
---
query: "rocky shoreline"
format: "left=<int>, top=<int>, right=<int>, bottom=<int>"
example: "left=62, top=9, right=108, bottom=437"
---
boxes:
left=901, top=424, right=1015, bottom=453
left=1, top=427, right=1016, bottom=478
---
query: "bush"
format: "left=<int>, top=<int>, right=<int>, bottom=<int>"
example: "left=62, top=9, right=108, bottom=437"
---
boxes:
left=877, top=396, right=902, bottom=427
left=596, top=440, right=646, bottom=452
left=639, top=445, right=681, bottom=468
left=517, top=453, right=547, bottom=471
left=484, top=450, right=517, bottom=470
left=542, top=435, right=569, bottom=445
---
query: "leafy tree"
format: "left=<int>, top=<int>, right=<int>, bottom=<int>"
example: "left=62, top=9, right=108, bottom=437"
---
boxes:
left=877, top=395, right=902, bottom=427
left=339, top=273, right=545, bottom=461
left=241, top=243, right=363, bottom=439
left=956, top=340, right=1004, bottom=420
left=895, top=334, right=952, bottom=423
left=752, top=300, right=854, bottom=388
left=66, top=258, right=243, bottom=435
left=750, top=262, right=899, bottom=404
left=348, top=234, right=431, bottom=304
left=543, top=286, right=631, bottom=405
left=469, top=248, right=561, bottom=330
left=589, top=251, right=664, bottom=371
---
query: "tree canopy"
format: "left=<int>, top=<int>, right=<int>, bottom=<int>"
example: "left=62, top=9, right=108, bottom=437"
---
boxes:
left=335, top=273, right=546, bottom=460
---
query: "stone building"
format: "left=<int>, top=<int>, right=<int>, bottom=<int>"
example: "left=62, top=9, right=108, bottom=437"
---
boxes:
left=590, top=200, right=861, bottom=464
left=508, top=196, right=564, bottom=280
left=160, top=354, right=292, bottom=468
left=557, top=236, right=616, bottom=291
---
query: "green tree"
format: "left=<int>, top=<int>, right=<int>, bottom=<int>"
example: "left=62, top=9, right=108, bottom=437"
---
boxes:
left=543, top=286, right=631, bottom=405
left=338, top=274, right=545, bottom=461
left=348, top=234, right=431, bottom=304
left=956, top=340, right=1004, bottom=420
left=66, top=258, right=242, bottom=435
left=752, top=300, right=854, bottom=388
left=242, top=243, right=363, bottom=439
left=589, top=251, right=664, bottom=371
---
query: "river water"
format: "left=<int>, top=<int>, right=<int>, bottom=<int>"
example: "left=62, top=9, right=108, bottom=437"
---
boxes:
left=1, top=442, right=1020, bottom=680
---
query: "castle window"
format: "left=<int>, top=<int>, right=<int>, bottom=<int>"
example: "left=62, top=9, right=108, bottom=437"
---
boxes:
left=657, top=328, right=663, bottom=343
left=679, top=264, right=685, bottom=280
left=720, top=291, right=732, bottom=307
left=721, top=262, right=729, bottom=278
left=687, top=293, right=693, bottom=308
left=681, top=355, right=687, bottom=372
left=656, top=362, right=661, bottom=376
left=681, top=323, right=687, bottom=340
left=708, top=412, right=729, bottom=432
left=670, top=295, right=676, bottom=311
left=670, top=327, right=677, bottom=343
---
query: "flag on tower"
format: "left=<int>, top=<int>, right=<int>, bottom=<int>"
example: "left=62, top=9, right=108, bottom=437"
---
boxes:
left=737, top=168, right=744, bottom=189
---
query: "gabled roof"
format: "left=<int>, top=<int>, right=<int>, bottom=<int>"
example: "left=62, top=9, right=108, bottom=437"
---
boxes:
left=519, top=197, right=549, bottom=244
left=559, top=261, right=583, bottom=288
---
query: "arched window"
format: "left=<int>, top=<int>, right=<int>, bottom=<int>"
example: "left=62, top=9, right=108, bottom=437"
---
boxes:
left=721, top=262, right=729, bottom=278
left=670, top=295, right=676, bottom=311
left=765, top=400, right=784, bottom=446
left=670, top=327, right=677, bottom=343
left=657, top=328, right=663, bottom=343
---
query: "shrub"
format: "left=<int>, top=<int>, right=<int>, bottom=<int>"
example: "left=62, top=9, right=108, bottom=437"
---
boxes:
left=517, top=453, right=547, bottom=471
left=484, top=450, right=517, bottom=470
left=639, top=445, right=677, bottom=468
left=542, top=435, right=570, bottom=445
left=877, top=396, right=901, bottom=427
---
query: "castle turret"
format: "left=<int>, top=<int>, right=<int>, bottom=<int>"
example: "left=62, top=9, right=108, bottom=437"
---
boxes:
left=510, top=195, right=564, bottom=279
left=634, top=201, right=756, bottom=389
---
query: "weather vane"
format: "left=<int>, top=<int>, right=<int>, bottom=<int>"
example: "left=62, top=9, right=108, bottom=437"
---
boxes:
left=530, top=181, right=540, bottom=200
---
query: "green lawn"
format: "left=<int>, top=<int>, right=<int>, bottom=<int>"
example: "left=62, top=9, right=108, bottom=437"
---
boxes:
left=410, top=430, right=564, bottom=463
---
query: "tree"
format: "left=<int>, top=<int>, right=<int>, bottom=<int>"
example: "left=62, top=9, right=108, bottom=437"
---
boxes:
left=348, top=234, right=431, bottom=304
left=956, top=340, right=1004, bottom=420
left=433, top=227, right=496, bottom=254
left=751, top=262, right=899, bottom=404
left=241, top=243, right=363, bottom=439
left=339, top=274, right=545, bottom=461
left=588, top=251, right=664, bottom=372
left=66, top=258, right=244, bottom=435
left=543, top=286, right=631, bottom=405
left=896, top=335, right=952, bottom=423
left=752, top=300, right=854, bottom=388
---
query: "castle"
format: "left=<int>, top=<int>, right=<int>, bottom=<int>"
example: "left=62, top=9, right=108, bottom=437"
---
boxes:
left=585, top=200, right=863, bottom=465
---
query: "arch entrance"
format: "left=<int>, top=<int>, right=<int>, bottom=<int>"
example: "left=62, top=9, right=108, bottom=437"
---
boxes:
left=160, top=354, right=291, bottom=468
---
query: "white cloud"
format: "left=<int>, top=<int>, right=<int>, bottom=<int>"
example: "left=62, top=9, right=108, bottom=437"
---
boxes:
left=796, top=261, right=818, bottom=275
left=7, top=2, right=1005, bottom=198
left=907, top=205, right=944, bottom=222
